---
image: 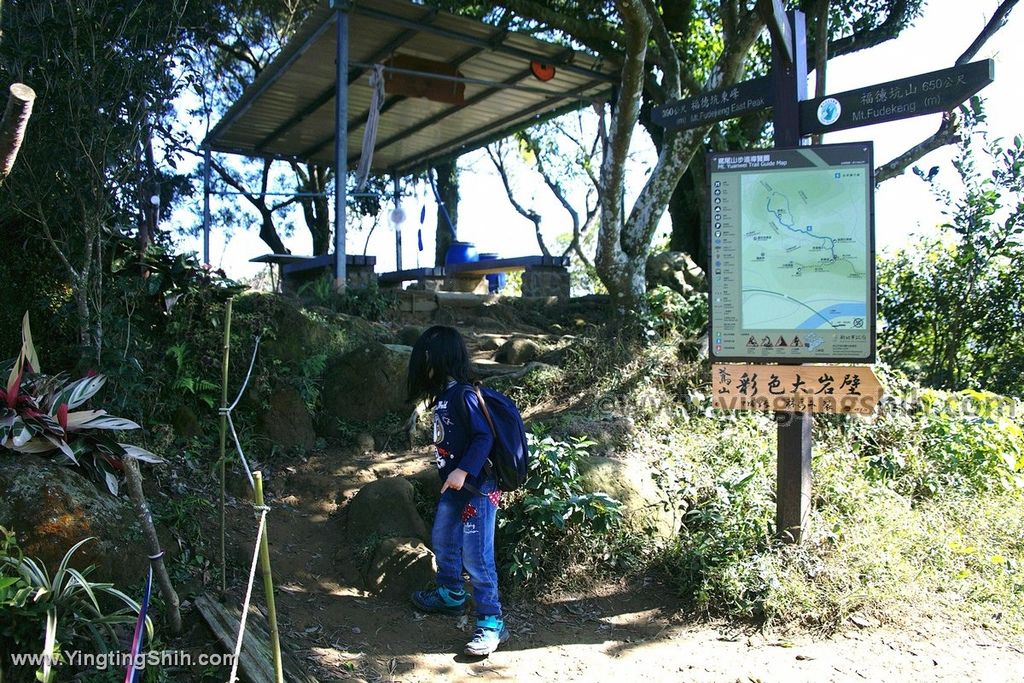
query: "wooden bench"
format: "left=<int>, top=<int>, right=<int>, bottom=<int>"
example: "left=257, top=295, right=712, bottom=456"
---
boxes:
left=250, top=253, right=377, bottom=291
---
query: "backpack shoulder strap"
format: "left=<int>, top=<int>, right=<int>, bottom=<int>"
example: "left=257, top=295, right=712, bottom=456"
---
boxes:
left=472, top=383, right=497, bottom=436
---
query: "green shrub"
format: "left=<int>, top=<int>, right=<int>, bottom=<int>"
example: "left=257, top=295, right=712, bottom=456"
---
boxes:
left=850, top=384, right=1024, bottom=498
left=497, top=435, right=623, bottom=590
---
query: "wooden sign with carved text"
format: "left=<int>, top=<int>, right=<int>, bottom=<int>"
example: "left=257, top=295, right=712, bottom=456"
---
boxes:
left=712, top=364, right=884, bottom=415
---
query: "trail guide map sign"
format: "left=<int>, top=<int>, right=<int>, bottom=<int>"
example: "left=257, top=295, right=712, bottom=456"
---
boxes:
left=708, top=143, right=875, bottom=363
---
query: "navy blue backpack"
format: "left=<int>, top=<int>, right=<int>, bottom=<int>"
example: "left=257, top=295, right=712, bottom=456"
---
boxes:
left=460, top=383, right=529, bottom=491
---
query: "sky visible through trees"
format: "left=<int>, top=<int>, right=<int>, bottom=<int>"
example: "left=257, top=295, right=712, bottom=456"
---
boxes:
left=173, top=0, right=1023, bottom=282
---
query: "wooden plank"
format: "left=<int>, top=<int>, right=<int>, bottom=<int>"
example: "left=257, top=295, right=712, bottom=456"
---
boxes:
left=799, top=59, right=994, bottom=136
left=195, top=594, right=318, bottom=683
left=712, top=363, right=883, bottom=415
left=378, top=266, right=445, bottom=284
left=447, top=255, right=569, bottom=276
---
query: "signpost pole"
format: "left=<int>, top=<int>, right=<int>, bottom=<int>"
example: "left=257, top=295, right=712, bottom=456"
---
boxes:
left=771, top=9, right=812, bottom=543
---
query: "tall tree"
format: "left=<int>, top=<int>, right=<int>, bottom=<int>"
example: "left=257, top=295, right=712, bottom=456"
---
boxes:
left=0, top=0, right=209, bottom=360
left=432, top=0, right=942, bottom=308
left=432, top=160, right=459, bottom=266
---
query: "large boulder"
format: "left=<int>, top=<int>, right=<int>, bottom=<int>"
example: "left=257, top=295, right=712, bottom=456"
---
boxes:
left=646, top=251, right=707, bottom=296
left=494, top=337, right=542, bottom=365
left=259, top=384, right=316, bottom=451
left=234, top=293, right=380, bottom=366
left=0, top=455, right=146, bottom=585
left=561, top=416, right=636, bottom=457
left=322, top=343, right=412, bottom=424
left=364, top=537, right=436, bottom=599
left=578, top=456, right=678, bottom=539
left=397, top=326, right=425, bottom=347
left=345, top=477, right=429, bottom=544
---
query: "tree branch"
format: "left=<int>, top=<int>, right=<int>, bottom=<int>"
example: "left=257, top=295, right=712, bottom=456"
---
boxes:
left=640, top=0, right=681, bottom=100
left=827, top=0, right=913, bottom=59
left=485, top=143, right=550, bottom=256
left=957, top=0, right=1018, bottom=64
left=875, top=0, right=1018, bottom=182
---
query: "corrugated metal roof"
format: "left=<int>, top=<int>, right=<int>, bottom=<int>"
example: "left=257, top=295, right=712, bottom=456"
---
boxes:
left=204, top=0, right=618, bottom=176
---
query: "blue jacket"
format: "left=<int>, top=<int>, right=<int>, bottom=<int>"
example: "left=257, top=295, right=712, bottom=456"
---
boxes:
left=432, top=382, right=494, bottom=492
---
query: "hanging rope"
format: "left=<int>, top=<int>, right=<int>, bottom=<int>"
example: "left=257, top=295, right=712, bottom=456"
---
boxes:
left=355, top=65, right=385, bottom=192
left=227, top=505, right=270, bottom=683
left=218, top=335, right=262, bottom=490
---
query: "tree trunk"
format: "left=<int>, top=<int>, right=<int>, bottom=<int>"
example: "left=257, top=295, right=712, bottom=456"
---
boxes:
left=0, top=83, right=36, bottom=178
left=73, top=281, right=94, bottom=363
left=667, top=154, right=709, bottom=268
left=433, top=160, right=458, bottom=266
left=297, top=163, right=331, bottom=255
left=124, top=458, right=182, bottom=634
left=259, top=210, right=288, bottom=255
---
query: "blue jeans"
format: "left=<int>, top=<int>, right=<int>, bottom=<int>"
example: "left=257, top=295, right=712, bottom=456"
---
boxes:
left=432, top=478, right=502, bottom=617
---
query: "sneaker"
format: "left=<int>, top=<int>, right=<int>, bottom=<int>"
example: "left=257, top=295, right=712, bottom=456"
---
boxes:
left=464, top=616, right=509, bottom=656
left=411, top=586, right=466, bottom=615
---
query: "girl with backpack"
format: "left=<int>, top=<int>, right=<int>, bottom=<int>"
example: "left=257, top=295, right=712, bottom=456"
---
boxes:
left=406, top=325, right=509, bottom=656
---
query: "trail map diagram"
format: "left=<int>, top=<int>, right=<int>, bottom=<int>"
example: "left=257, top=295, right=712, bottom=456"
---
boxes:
left=740, top=169, right=868, bottom=331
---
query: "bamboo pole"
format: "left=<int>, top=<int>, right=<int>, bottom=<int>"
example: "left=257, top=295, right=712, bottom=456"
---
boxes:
left=218, top=297, right=234, bottom=593
left=253, top=472, right=284, bottom=683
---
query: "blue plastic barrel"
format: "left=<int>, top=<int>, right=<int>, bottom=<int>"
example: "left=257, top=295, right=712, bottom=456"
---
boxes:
left=477, top=252, right=507, bottom=293
left=444, top=241, right=479, bottom=266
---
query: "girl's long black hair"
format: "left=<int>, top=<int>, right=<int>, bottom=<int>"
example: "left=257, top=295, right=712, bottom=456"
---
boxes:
left=406, top=325, right=472, bottom=404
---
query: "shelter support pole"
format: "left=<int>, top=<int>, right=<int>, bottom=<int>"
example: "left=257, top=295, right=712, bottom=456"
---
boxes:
left=771, top=9, right=811, bottom=543
left=203, top=148, right=212, bottom=266
left=333, top=3, right=349, bottom=290
left=393, top=175, right=403, bottom=270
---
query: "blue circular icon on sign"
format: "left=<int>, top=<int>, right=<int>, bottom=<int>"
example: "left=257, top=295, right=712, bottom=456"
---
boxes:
left=817, top=97, right=841, bottom=126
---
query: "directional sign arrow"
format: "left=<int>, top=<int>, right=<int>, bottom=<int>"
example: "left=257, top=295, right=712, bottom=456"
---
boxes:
left=799, top=59, right=994, bottom=136
left=652, top=76, right=773, bottom=131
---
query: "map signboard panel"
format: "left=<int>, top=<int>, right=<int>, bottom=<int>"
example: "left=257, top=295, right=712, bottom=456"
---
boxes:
left=708, top=143, right=875, bottom=362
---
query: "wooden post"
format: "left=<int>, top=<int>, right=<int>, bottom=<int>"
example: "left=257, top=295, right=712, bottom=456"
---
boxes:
left=776, top=411, right=812, bottom=541
left=253, top=472, right=284, bottom=683
left=0, top=83, right=36, bottom=178
left=771, top=10, right=812, bottom=543
left=218, top=297, right=234, bottom=592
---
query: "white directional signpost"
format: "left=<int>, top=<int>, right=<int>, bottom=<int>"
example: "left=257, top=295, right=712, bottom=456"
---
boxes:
left=654, top=4, right=995, bottom=542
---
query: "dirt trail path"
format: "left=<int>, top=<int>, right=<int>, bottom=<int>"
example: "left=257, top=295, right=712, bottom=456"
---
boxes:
left=247, top=446, right=1024, bottom=683
left=216, top=322, right=1024, bottom=682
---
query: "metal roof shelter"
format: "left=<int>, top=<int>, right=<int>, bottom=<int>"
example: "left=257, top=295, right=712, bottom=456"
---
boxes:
left=202, top=0, right=618, bottom=284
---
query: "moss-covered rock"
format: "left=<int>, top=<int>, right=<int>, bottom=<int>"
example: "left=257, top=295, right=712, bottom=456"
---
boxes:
left=578, top=455, right=677, bottom=539
left=259, top=383, right=316, bottom=451
left=322, top=343, right=412, bottom=425
left=364, top=537, right=436, bottom=599
left=0, top=455, right=147, bottom=585
left=494, top=337, right=543, bottom=365
left=345, top=477, right=429, bottom=545
left=233, top=293, right=380, bottom=367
